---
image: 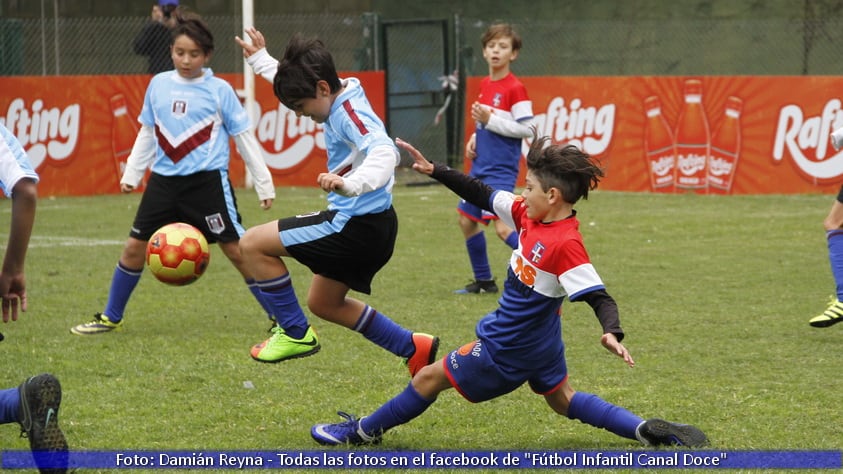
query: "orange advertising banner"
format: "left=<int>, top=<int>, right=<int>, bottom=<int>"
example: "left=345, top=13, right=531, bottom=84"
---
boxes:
left=464, top=76, right=843, bottom=194
left=0, top=71, right=385, bottom=196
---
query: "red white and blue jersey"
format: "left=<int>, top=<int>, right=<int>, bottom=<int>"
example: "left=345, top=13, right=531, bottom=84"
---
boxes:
left=472, top=73, right=532, bottom=185
left=139, top=69, right=250, bottom=176
left=323, top=78, right=395, bottom=216
left=475, top=190, right=606, bottom=370
left=0, top=123, right=39, bottom=196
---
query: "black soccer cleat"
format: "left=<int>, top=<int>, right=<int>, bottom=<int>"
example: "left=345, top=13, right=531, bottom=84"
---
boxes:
left=18, top=373, right=68, bottom=473
left=454, top=279, right=498, bottom=294
left=636, top=418, right=709, bottom=448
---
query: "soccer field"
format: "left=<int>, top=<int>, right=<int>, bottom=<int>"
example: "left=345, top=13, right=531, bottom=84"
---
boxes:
left=2, top=184, right=841, bottom=472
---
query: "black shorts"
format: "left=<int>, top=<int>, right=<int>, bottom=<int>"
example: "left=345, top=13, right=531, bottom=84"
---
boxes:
left=129, top=171, right=244, bottom=243
left=278, top=207, right=398, bottom=294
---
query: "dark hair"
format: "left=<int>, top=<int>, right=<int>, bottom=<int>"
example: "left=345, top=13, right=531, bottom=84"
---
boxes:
left=170, top=9, right=214, bottom=55
left=481, top=22, right=522, bottom=52
left=526, top=132, right=604, bottom=204
left=273, top=34, right=342, bottom=108
left=161, top=4, right=177, bottom=19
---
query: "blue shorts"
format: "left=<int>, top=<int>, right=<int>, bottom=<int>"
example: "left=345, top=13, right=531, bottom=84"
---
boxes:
left=443, top=339, right=568, bottom=403
left=456, top=177, right=516, bottom=225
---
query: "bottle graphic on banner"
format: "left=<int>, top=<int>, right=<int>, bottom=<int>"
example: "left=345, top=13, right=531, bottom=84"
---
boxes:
left=110, top=94, right=140, bottom=190
left=708, top=96, right=742, bottom=194
left=644, top=96, right=676, bottom=192
left=674, top=79, right=710, bottom=193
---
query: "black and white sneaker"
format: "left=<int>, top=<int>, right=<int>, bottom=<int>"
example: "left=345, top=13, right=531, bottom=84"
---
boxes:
left=18, top=373, right=68, bottom=473
left=636, top=418, right=709, bottom=447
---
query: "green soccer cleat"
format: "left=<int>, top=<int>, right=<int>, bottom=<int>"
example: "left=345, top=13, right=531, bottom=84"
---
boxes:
left=70, top=313, right=122, bottom=335
left=809, top=298, right=843, bottom=328
left=250, top=325, right=320, bottom=363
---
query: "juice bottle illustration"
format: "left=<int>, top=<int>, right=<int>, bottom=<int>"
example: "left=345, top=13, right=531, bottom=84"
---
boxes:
left=110, top=94, right=140, bottom=190
left=708, top=96, right=742, bottom=194
left=673, top=79, right=710, bottom=193
left=644, top=96, right=675, bottom=192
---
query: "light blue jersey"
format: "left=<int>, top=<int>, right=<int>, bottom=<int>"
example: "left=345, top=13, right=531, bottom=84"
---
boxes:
left=139, top=69, right=251, bottom=176
left=0, top=123, right=40, bottom=196
left=323, top=78, right=395, bottom=216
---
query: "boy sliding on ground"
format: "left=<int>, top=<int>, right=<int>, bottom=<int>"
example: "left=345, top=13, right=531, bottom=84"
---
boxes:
left=311, top=133, right=708, bottom=448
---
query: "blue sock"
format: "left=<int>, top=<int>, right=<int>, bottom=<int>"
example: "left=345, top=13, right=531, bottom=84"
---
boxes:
left=246, top=278, right=274, bottom=320
left=353, top=305, right=414, bottom=357
left=466, top=232, right=492, bottom=281
left=504, top=231, right=518, bottom=250
left=566, top=391, right=643, bottom=440
left=828, top=230, right=843, bottom=300
left=0, top=387, right=20, bottom=424
left=360, top=382, right=434, bottom=436
left=258, top=274, right=308, bottom=339
left=103, top=262, right=143, bottom=322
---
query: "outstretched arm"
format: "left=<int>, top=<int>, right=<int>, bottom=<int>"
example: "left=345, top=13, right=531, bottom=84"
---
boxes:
left=234, top=27, right=265, bottom=58
left=601, top=332, right=635, bottom=368
left=235, top=27, right=278, bottom=83
left=395, top=137, right=494, bottom=211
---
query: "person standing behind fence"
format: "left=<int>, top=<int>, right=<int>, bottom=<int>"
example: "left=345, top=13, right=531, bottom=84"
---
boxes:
left=133, top=0, right=179, bottom=74
left=0, top=123, right=68, bottom=473
left=71, top=10, right=276, bottom=335
left=455, top=22, right=533, bottom=295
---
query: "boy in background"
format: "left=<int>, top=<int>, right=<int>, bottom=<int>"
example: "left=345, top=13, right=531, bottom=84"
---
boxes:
left=809, top=129, right=843, bottom=327
left=456, top=22, right=533, bottom=294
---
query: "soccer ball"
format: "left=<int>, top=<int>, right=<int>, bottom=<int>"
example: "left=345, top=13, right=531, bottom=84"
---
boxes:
left=146, top=223, right=210, bottom=286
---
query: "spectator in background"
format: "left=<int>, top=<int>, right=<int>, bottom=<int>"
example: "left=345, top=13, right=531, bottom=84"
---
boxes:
left=133, top=0, right=179, bottom=74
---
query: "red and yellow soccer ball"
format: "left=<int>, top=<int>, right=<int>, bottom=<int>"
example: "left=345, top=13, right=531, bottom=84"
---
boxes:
left=146, top=223, right=210, bottom=286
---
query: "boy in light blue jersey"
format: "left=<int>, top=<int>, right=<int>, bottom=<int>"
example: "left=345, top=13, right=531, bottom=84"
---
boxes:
left=0, top=123, right=68, bottom=473
left=71, top=10, right=276, bottom=335
left=234, top=29, right=438, bottom=372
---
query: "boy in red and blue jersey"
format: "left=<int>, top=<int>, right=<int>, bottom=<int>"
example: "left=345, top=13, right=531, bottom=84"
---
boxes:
left=310, top=133, right=709, bottom=449
left=457, top=22, right=533, bottom=294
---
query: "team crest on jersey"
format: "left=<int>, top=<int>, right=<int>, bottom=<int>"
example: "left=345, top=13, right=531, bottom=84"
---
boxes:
left=172, top=100, right=188, bottom=117
left=492, top=93, right=503, bottom=108
left=529, top=241, right=546, bottom=264
left=205, top=213, right=225, bottom=234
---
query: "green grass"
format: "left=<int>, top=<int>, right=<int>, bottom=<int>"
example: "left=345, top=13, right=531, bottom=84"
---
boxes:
left=2, top=184, right=842, bottom=473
